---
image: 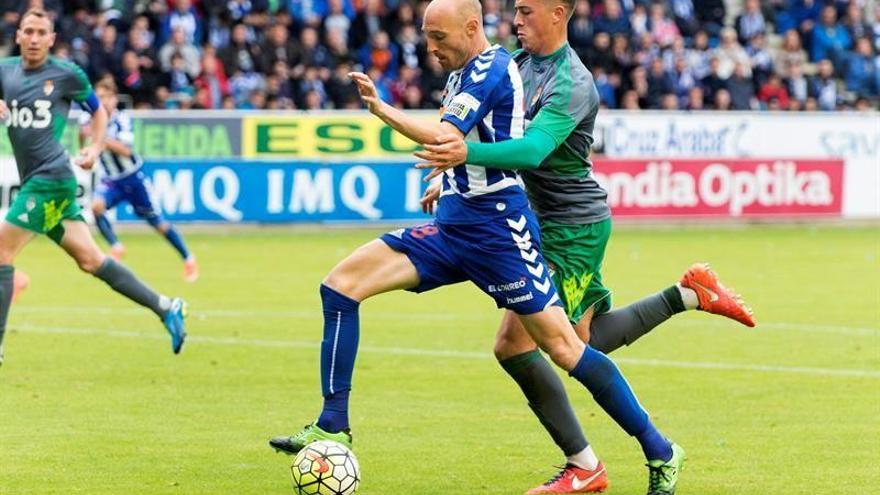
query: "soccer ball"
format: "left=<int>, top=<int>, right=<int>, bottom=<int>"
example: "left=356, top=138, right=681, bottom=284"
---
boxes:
left=290, top=441, right=360, bottom=495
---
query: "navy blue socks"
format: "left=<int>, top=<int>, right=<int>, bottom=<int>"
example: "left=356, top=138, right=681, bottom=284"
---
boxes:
left=569, top=346, right=673, bottom=462
left=316, top=284, right=360, bottom=433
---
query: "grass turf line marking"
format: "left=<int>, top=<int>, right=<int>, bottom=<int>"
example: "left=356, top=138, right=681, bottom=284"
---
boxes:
left=11, top=323, right=880, bottom=379
left=14, top=306, right=880, bottom=336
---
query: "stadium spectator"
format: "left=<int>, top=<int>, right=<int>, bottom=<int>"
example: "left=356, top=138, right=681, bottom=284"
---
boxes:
left=774, top=29, right=809, bottom=78
left=735, top=0, right=767, bottom=46
left=775, top=0, right=822, bottom=36
left=397, top=24, right=423, bottom=69
left=786, top=61, right=811, bottom=104
left=159, top=0, right=204, bottom=47
left=670, top=0, right=699, bottom=38
left=685, top=30, right=712, bottom=79
left=843, top=37, right=879, bottom=96
left=620, top=89, right=641, bottom=110
left=685, top=85, right=705, bottom=110
left=812, top=59, right=841, bottom=110
left=811, top=5, right=852, bottom=66
left=194, top=54, right=231, bottom=109
left=660, top=92, right=679, bottom=110
left=648, top=2, right=679, bottom=48
left=260, top=22, right=300, bottom=74
left=325, top=28, right=353, bottom=67
left=120, top=50, right=161, bottom=107
left=748, top=33, right=774, bottom=86
left=701, top=57, right=728, bottom=103
left=713, top=27, right=751, bottom=79
left=90, top=23, right=125, bottom=81
left=569, top=0, right=593, bottom=61
left=727, top=62, right=756, bottom=109
left=713, top=88, right=733, bottom=110
left=167, top=52, right=196, bottom=99
left=646, top=57, right=675, bottom=108
left=594, top=0, right=631, bottom=37
left=758, top=73, right=791, bottom=109
left=671, top=56, right=697, bottom=105
left=0, top=0, right=872, bottom=112
left=325, top=0, right=356, bottom=45
left=327, top=61, right=361, bottom=109
left=419, top=55, right=447, bottom=107
left=842, top=2, right=872, bottom=41
left=594, top=67, right=618, bottom=108
left=351, top=0, right=387, bottom=49
left=159, top=26, right=201, bottom=77
left=630, top=3, right=649, bottom=39
left=695, top=0, right=725, bottom=37
left=358, top=30, right=399, bottom=79
left=299, top=27, right=334, bottom=71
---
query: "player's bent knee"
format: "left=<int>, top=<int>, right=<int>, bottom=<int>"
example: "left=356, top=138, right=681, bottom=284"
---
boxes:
left=74, top=253, right=106, bottom=274
left=493, top=329, right=537, bottom=360
left=322, top=269, right=361, bottom=300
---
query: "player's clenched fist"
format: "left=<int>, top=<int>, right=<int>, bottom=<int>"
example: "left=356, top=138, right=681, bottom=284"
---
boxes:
left=75, top=144, right=101, bottom=170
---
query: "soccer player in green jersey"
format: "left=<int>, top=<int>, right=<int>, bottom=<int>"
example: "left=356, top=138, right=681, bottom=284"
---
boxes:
left=416, top=0, right=755, bottom=493
left=0, top=9, right=188, bottom=366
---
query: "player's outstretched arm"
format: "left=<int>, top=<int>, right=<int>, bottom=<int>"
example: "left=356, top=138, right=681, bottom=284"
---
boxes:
left=414, top=126, right=557, bottom=180
left=349, top=71, right=460, bottom=145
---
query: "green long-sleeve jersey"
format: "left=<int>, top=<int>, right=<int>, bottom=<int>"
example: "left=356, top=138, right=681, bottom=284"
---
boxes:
left=467, top=43, right=610, bottom=225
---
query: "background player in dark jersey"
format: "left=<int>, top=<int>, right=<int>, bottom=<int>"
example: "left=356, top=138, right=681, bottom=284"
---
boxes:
left=415, top=1, right=754, bottom=493
left=272, top=4, right=682, bottom=495
left=80, top=80, right=199, bottom=283
left=0, top=9, right=187, bottom=366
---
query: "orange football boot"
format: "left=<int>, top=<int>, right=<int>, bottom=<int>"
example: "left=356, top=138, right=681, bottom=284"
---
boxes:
left=525, top=463, right=609, bottom=494
left=680, top=263, right=755, bottom=327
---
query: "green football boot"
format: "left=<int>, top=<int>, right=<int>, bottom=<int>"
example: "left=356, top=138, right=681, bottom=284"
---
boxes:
left=646, top=443, right=686, bottom=495
left=269, top=422, right=353, bottom=455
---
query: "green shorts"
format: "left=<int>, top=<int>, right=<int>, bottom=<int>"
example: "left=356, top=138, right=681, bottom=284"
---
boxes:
left=542, top=218, right=612, bottom=324
left=6, top=177, right=84, bottom=244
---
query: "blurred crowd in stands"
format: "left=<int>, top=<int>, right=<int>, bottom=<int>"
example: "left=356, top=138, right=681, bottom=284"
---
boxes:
left=1, top=0, right=877, bottom=111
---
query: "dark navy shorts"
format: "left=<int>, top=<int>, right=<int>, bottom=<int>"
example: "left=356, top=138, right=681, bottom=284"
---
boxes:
left=96, top=171, right=163, bottom=223
left=380, top=208, right=561, bottom=315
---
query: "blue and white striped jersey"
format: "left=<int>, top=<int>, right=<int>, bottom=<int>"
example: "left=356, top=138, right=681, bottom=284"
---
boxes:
left=437, top=45, right=528, bottom=225
left=80, top=109, right=142, bottom=180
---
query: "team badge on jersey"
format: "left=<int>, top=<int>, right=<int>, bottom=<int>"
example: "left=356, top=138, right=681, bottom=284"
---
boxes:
left=43, top=80, right=54, bottom=96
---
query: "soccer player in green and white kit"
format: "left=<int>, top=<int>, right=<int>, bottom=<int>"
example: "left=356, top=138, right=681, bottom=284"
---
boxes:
left=417, top=0, right=755, bottom=493
left=0, top=9, right=188, bottom=366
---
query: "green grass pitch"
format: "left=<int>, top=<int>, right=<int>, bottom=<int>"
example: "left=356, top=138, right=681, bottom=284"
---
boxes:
left=1, top=225, right=877, bottom=495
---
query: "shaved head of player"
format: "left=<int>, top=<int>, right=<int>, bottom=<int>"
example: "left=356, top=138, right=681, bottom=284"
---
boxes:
left=422, top=0, right=488, bottom=71
left=16, top=9, right=56, bottom=69
left=514, top=0, right=572, bottom=56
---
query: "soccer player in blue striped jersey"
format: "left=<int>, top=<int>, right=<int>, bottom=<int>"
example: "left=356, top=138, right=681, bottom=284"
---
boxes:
left=79, top=81, right=198, bottom=283
left=270, top=1, right=676, bottom=485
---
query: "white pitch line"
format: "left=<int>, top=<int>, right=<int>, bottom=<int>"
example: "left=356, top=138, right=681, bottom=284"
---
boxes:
left=12, top=305, right=880, bottom=336
left=10, top=323, right=880, bottom=379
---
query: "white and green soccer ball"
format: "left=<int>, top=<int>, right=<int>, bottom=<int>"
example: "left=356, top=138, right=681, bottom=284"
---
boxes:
left=290, top=440, right=360, bottom=495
